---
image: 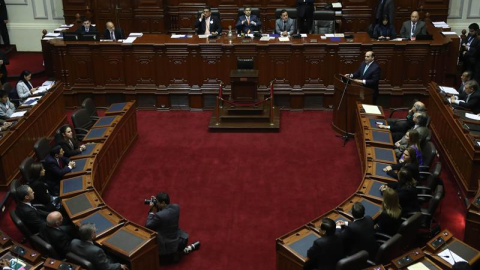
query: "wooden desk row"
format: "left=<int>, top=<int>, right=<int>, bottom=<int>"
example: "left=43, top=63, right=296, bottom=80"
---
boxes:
left=42, top=25, right=460, bottom=110
left=275, top=103, right=480, bottom=270
left=50, top=101, right=159, bottom=270
left=0, top=84, right=66, bottom=188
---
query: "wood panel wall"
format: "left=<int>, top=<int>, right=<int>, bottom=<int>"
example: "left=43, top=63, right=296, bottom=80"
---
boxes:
left=61, top=0, right=450, bottom=35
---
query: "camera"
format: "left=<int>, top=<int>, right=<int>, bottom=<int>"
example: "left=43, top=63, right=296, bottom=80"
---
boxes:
left=183, top=241, right=200, bottom=254
left=144, top=198, right=157, bottom=205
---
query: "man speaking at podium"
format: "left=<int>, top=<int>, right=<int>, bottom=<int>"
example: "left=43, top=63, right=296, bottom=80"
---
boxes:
left=345, top=51, right=381, bottom=104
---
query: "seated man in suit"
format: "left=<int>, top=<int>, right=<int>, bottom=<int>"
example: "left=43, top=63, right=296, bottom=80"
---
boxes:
left=15, top=185, right=49, bottom=234
left=450, top=80, right=480, bottom=114
left=378, top=101, right=426, bottom=142
left=0, top=90, right=15, bottom=119
left=275, top=9, right=296, bottom=36
left=40, top=211, right=73, bottom=258
left=235, top=7, right=261, bottom=34
left=75, top=18, right=97, bottom=34
left=399, top=11, right=427, bottom=39
left=195, top=6, right=222, bottom=36
left=458, top=71, right=472, bottom=99
left=44, top=146, right=76, bottom=195
left=345, top=51, right=381, bottom=104
left=145, top=192, right=189, bottom=263
left=304, top=218, right=344, bottom=270
left=395, top=112, right=430, bottom=149
left=336, top=202, right=377, bottom=259
left=70, top=223, right=128, bottom=270
left=103, top=21, right=125, bottom=40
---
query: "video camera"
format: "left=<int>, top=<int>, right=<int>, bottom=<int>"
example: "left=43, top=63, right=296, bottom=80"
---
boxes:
left=144, top=198, right=157, bottom=205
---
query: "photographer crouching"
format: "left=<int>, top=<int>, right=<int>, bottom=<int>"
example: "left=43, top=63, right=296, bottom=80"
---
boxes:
left=145, top=192, right=192, bottom=264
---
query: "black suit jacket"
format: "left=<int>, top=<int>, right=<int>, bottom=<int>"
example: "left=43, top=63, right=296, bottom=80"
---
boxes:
left=340, top=216, right=377, bottom=259
left=388, top=182, right=420, bottom=215
left=103, top=28, right=125, bottom=40
left=40, top=225, right=72, bottom=258
left=375, top=0, right=394, bottom=23
left=305, top=233, right=344, bottom=270
left=457, top=90, right=480, bottom=114
left=44, top=155, right=72, bottom=195
left=70, top=239, right=122, bottom=270
left=297, top=0, right=315, bottom=18
left=75, top=26, right=98, bottom=35
left=0, top=51, right=9, bottom=78
left=195, top=16, right=222, bottom=35
left=352, top=61, right=381, bottom=95
left=0, top=0, right=8, bottom=21
left=58, top=138, right=81, bottom=158
left=15, top=202, right=49, bottom=234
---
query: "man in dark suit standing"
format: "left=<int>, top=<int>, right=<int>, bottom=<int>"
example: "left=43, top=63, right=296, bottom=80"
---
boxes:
left=70, top=224, right=128, bottom=270
left=0, top=0, right=9, bottom=47
left=15, top=185, right=49, bottom=234
left=451, top=80, right=480, bottom=114
left=375, top=0, right=395, bottom=25
left=337, top=202, right=377, bottom=259
left=146, top=192, right=189, bottom=263
left=44, top=146, right=75, bottom=195
left=463, top=24, right=480, bottom=83
left=304, top=218, right=344, bottom=270
left=195, top=6, right=222, bottom=36
left=235, top=7, right=261, bottom=34
left=40, top=211, right=73, bottom=258
left=297, top=0, right=315, bottom=34
left=75, top=18, right=98, bottom=34
left=399, top=11, right=426, bottom=39
left=103, top=21, right=125, bottom=40
left=346, top=51, right=381, bottom=104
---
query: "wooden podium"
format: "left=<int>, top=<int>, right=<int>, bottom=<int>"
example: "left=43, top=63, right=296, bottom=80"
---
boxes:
left=332, top=74, right=373, bottom=135
left=209, top=70, right=280, bottom=130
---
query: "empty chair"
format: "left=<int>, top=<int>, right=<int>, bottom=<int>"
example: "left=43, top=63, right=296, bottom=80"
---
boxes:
left=420, top=141, right=437, bottom=173
left=336, top=250, right=369, bottom=270
left=9, top=179, right=21, bottom=203
left=71, top=108, right=94, bottom=140
left=81, top=98, right=101, bottom=121
left=417, top=162, right=442, bottom=199
left=66, top=252, right=95, bottom=270
left=312, top=10, right=336, bottom=34
left=368, top=233, right=403, bottom=265
left=417, top=185, right=445, bottom=238
left=34, top=137, right=51, bottom=163
left=397, top=212, right=422, bottom=250
left=19, top=157, right=34, bottom=183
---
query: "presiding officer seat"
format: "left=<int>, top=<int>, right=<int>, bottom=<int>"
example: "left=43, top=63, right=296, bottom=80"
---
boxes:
left=312, top=10, right=336, bottom=34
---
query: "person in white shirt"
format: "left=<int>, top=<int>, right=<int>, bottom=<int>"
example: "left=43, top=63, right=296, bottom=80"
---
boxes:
left=16, top=70, right=37, bottom=100
left=0, top=90, right=14, bottom=118
left=195, top=6, right=222, bottom=36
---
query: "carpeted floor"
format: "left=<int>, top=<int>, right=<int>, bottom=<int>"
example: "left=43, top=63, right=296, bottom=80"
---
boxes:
left=0, top=110, right=466, bottom=270
left=5, top=52, right=44, bottom=79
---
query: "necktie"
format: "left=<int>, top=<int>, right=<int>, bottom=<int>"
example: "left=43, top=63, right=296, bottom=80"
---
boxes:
left=363, top=64, right=370, bottom=75
left=69, top=139, right=74, bottom=149
left=86, top=28, right=89, bottom=33
left=247, top=17, right=250, bottom=25
left=111, top=31, right=115, bottom=40
left=466, top=94, right=471, bottom=103
left=205, top=19, right=210, bottom=35
left=58, top=158, right=63, bottom=168
left=283, top=22, right=287, bottom=31
left=411, top=23, right=416, bottom=37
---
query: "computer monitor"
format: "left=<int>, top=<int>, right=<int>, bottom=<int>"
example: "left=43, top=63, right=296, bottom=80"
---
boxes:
left=63, top=32, right=79, bottom=41
left=80, top=33, right=99, bottom=41
left=237, top=58, right=254, bottom=70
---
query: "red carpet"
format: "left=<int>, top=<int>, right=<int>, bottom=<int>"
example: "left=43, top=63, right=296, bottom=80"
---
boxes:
left=5, top=52, right=44, bottom=79
left=0, top=110, right=466, bottom=270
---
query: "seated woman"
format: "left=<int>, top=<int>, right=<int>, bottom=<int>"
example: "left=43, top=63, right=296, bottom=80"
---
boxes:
left=375, top=187, right=403, bottom=236
left=0, top=90, right=15, bottom=119
left=58, top=125, right=86, bottom=158
left=381, top=167, right=420, bottom=216
left=373, top=15, right=396, bottom=40
left=29, top=162, right=58, bottom=211
left=16, top=70, right=37, bottom=101
left=384, top=147, right=420, bottom=181
left=395, top=129, right=423, bottom=165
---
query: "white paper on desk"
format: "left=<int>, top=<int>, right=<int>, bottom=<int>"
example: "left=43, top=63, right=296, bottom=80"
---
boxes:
left=32, top=88, right=47, bottom=95
left=465, top=113, right=480, bottom=121
left=437, top=249, right=466, bottom=265
left=332, top=2, right=342, bottom=8
left=325, top=34, right=335, bottom=37
left=171, top=34, right=186, bottom=38
left=362, top=104, right=382, bottom=115
left=10, top=111, right=27, bottom=118
left=442, top=31, right=458, bottom=36
left=391, top=38, right=405, bottom=41
left=300, top=34, right=307, bottom=38
left=42, top=37, right=55, bottom=40
left=45, top=32, right=61, bottom=37
left=42, top=80, right=55, bottom=86
left=129, top=32, right=143, bottom=37
left=23, top=97, right=40, bottom=106
left=123, top=37, right=137, bottom=44
left=198, top=34, right=209, bottom=38
left=100, top=39, right=114, bottom=42
left=60, top=24, right=73, bottom=28
left=439, top=85, right=459, bottom=95
left=278, top=37, right=290, bottom=42
left=260, top=36, right=270, bottom=41
left=407, top=262, right=430, bottom=270
left=334, top=33, right=345, bottom=37
left=54, top=28, right=67, bottom=32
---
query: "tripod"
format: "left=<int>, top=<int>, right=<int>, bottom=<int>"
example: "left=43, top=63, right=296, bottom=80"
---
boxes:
left=335, top=75, right=355, bottom=146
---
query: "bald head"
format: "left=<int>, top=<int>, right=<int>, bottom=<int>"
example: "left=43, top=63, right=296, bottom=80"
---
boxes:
left=410, top=11, right=419, bottom=23
left=413, top=101, right=426, bottom=112
left=106, top=21, right=115, bottom=31
left=46, top=211, right=63, bottom=227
